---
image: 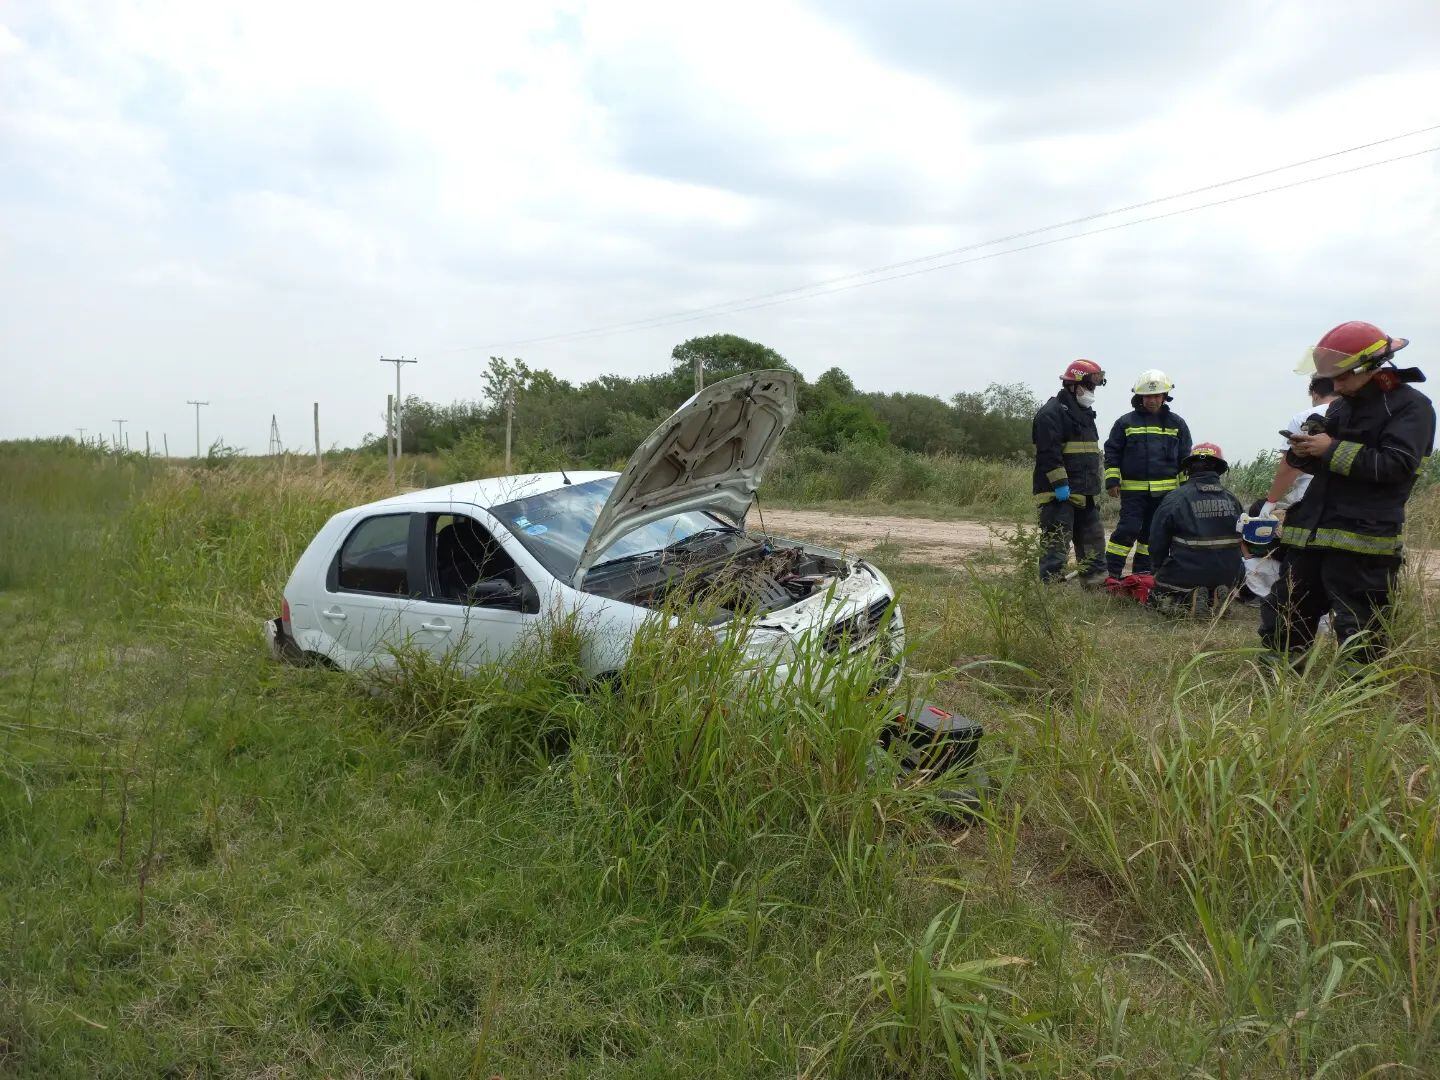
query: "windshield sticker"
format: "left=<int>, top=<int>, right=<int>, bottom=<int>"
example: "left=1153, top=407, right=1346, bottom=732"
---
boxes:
left=514, top=516, right=531, bottom=528
left=523, top=523, right=549, bottom=536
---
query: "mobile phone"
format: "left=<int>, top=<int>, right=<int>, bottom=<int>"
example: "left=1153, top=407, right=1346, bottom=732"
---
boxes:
left=1279, top=430, right=1297, bottom=440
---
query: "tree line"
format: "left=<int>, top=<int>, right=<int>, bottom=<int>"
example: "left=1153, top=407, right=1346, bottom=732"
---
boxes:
left=370, top=333, right=1039, bottom=470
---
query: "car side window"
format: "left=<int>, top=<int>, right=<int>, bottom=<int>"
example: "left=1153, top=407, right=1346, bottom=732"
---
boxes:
left=336, top=514, right=411, bottom=595
left=429, top=514, right=532, bottom=607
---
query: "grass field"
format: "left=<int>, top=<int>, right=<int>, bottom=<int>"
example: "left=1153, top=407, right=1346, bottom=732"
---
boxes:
left=5, top=440, right=1440, bottom=1077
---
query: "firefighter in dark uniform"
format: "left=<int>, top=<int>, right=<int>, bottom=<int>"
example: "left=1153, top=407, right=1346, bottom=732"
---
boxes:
left=1147, top=442, right=1244, bottom=614
left=1103, top=369, right=1192, bottom=581
left=1262, top=321, right=1436, bottom=662
left=1031, top=359, right=1107, bottom=584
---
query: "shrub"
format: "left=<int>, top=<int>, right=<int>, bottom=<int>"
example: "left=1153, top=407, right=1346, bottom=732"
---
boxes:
left=764, top=444, right=1033, bottom=518
left=438, top=428, right=505, bottom=484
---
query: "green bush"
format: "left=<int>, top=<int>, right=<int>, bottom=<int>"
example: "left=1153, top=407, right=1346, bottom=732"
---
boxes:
left=437, top=428, right=505, bottom=484
left=764, top=444, right=1032, bottom=519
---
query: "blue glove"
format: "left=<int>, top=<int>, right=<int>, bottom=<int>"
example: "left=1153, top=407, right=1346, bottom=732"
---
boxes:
left=1053, top=483, right=1071, bottom=503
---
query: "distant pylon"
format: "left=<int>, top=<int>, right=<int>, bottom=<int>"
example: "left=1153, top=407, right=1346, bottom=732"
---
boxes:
left=268, top=414, right=283, bottom=456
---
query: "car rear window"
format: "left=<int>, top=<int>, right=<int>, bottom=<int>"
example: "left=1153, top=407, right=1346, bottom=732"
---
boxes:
left=337, top=514, right=410, bottom=595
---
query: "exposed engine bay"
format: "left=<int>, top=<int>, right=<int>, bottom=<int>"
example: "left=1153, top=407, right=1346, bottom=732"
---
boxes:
left=584, top=536, right=860, bottom=623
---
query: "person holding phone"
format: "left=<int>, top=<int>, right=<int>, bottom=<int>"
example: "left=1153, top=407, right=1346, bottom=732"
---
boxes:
left=1259, top=376, right=1340, bottom=517
left=1261, top=321, right=1435, bottom=663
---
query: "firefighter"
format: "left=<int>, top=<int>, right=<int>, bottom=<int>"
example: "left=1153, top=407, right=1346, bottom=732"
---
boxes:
left=1103, top=370, right=1192, bottom=581
left=1147, top=442, right=1243, bottom=614
left=1262, top=321, right=1435, bottom=662
left=1031, top=359, right=1107, bottom=584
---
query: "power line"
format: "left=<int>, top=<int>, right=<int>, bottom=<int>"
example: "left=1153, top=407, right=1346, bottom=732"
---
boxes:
left=622, top=143, right=1440, bottom=332
left=445, top=124, right=1440, bottom=353
left=507, top=141, right=1440, bottom=347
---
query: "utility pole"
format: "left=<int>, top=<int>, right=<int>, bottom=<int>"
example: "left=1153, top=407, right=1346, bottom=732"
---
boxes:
left=163, top=434, right=170, bottom=458
left=694, top=353, right=703, bottom=395
left=504, top=389, right=515, bottom=473
left=313, top=402, right=322, bottom=471
left=145, top=431, right=151, bottom=457
left=386, top=394, right=396, bottom=484
left=267, top=415, right=283, bottom=457
left=378, top=356, right=417, bottom=459
left=186, top=400, right=209, bottom=458
left=76, top=427, right=87, bottom=444
left=112, top=419, right=127, bottom=454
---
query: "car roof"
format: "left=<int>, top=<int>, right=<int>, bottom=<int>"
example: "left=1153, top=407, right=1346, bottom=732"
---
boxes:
left=357, top=471, right=619, bottom=515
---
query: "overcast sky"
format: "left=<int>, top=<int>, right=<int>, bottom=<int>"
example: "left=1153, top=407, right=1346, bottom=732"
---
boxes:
left=3, top=1, right=1438, bottom=459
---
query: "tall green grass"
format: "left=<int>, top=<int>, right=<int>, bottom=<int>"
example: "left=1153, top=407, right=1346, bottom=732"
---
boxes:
left=6, top=441, right=1440, bottom=1075
left=0, top=439, right=157, bottom=596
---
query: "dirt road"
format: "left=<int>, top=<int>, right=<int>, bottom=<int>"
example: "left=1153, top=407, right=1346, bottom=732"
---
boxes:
left=761, top=509, right=1006, bottom=568
left=762, top=507, right=1440, bottom=580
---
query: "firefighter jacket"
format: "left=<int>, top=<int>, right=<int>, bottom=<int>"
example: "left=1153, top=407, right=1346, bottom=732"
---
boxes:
left=1031, top=389, right=1102, bottom=506
left=1283, top=371, right=1436, bottom=557
left=1148, top=469, right=1243, bottom=588
left=1104, top=399, right=1192, bottom=495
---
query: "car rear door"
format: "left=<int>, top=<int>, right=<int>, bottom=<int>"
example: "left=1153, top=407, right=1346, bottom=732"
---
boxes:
left=397, top=509, right=547, bottom=669
left=317, top=511, right=425, bottom=669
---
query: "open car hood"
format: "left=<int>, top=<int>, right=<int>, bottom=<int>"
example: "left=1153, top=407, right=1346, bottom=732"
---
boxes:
left=572, top=369, right=798, bottom=586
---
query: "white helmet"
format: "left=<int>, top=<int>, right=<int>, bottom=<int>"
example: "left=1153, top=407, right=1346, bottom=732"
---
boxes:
left=1132, top=369, right=1174, bottom=395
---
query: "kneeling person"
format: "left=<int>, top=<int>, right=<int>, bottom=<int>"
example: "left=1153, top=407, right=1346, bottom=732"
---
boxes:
left=1147, top=443, right=1243, bottom=613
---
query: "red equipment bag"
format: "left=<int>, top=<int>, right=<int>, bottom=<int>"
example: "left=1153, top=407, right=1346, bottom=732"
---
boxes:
left=1104, top=573, right=1155, bottom=604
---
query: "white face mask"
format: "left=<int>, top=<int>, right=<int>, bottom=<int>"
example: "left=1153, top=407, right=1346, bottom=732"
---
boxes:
left=1075, top=387, right=1096, bottom=408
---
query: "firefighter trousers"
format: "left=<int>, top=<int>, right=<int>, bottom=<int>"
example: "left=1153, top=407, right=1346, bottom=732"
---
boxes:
left=1106, top=492, right=1164, bottom=577
left=1259, top=547, right=1402, bottom=662
left=1037, top=497, right=1105, bottom=582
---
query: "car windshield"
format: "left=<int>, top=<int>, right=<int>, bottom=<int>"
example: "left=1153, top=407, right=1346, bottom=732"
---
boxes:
left=491, top=476, right=738, bottom=582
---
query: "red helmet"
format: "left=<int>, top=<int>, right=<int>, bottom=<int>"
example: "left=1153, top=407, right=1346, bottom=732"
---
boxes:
left=1298, top=321, right=1409, bottom=378
left=1183, top=442, right=1228, bottom=473
left=1061, top=359, right=1105, bottom=386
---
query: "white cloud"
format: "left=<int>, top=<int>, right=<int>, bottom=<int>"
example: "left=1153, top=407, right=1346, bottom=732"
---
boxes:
left=1, top=0, right=1437, bottom=461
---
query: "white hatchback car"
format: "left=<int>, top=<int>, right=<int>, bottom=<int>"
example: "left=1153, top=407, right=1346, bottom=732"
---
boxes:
left=265, top=370, right=904, bottom=682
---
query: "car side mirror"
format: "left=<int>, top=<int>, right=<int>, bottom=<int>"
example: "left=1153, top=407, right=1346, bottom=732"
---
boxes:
left=467, top=578, right=539, bottom=613
left=516, top=579, right=539, bottom=614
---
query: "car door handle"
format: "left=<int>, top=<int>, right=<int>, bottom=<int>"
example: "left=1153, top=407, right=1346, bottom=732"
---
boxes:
left=420, top=621, right=452, bottom=633
left=321, top=607, right=348, bottom=621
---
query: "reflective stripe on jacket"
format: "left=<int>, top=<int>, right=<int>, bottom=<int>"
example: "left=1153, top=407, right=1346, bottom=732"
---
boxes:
left=1149, top=472, right=1243, bottom=588
left=1283, top=377, right=1436, bottom=555
left=1104, top=400, right=1192, bottom=491
left=1031, top=390, right=1102, bottom=503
